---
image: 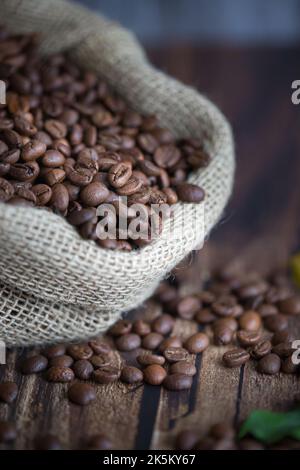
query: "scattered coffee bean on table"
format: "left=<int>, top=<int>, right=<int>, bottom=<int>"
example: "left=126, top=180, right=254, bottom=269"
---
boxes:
left=257, top=353, right=281, bottom=375
left=21, top=355, right=48, bottom=374
left=222, top=348, right=250, bottom=368
left=143, top=365, right=167, bottom=385
left=163, top=373, right=193, bottom=391
left=68, top=383, right=96, bottom=406
left=0, top=382, right=18, bottom=404
left=121, top=366, right=143, bottom=384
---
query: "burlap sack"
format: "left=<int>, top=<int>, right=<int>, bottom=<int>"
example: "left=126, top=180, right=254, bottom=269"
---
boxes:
left=0, top=0, right=235, bottom=347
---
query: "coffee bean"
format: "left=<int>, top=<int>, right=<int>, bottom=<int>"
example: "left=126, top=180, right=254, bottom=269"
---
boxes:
left=177, top=296, right=200, bottom=319
left=163, top=347, right=190, bottom=363
left=239, top=310, right=262, bottom=331
left=22, top=140, right=46, bottom=161
left=153, top=144, right=181, bottom=168
left=109, top=320, right=132, bottom=337
left=272, top=342, right=296, bottom=358
left=115, top=333, right=141, bottom=351
left=35, top=434, right=62, bottom=450
left=116, top=176, right=142, bottom=196
left=32, top=184, right=52, bottom=205
left=90, top=353, right=113, bottom=368
left=195, top=308, right=216, bottom=324
left=250, top=340, right=272, bottom=359
left=176, top=183, right=205, bottom=203
left=258, top=303, right=278, bottom=317
left=237, top=281, right=269, bottom=299
left=137, top=352, right=166, bottom=366
left=67, top=207, right=96, bottom=226
left=21, top=355, right=48, bottom=374
left=46, top=366, right=75, bottom=383
left=86, top=434, right=113, bottom=450
left=89, top=340, right=112, bottom=355
left=42, top=344, right=66, bottom=359
left=159, top=336, right=182, bottom=352
left=67, top=343, right=93, bottom=360
left=121, top=366, right=143, bottom=384
left=80, top=181, right=109, bottom=206
left=49, top=355, right=73, bottom=368
left=257, top=353, right=281, bottom=375
left=170, top=361, right=197, bottom=376
left=108, top=162, right=132, bottom=188
left=73, top=359, right=94, bottom=380
left=175, top=430, right=198, bottom=450
left=0, top=177, right=14, bottom=201
left=237, top=330, right=261, bottom=347
left=44, top=168, right=66, bottom=186
left=214, top=326, right=234, bottom=346
left=264, top=314, right=288, bottom=332
left=278, top=296, right=300, bottom=315
left=142, top=332, right=164, bottom=350
left=143, top=364, right=167, bottom=385
left=0, top=382, right=18, bottom=404
left=0, top=421, right=17, bottom=443
left=133, top=320, right=151, bottom=337
left=68, top=383, right=96, bottom=405
left=184, top=333, right=209, bottom=353
left=163, top=373, right=193, bottom=390
left=93, top=366, right=121, bottom=384
left=45, top=119, right=67, bottom=139
left=50, top=183, right=69, bottom=214
left=151, top=314, right=175, bottom=335
left=272, top=330, right=292, bottom=345
left=222, top=348, right=250, bottom=367
left=9, top=161, right=39, bottom=181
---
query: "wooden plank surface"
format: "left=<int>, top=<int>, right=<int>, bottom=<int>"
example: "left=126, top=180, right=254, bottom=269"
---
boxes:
left=1, top=45, right=300, bottom=450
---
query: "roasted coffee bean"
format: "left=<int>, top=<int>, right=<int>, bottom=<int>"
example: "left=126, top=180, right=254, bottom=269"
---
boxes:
left=22, top=140, right=46, bottom=161
left=137, top=352, right=166, bottom=366
left=0, top=421, right=17, bottom=443
left=258, top=303, right=278, bottom=317
left=237, top=330, right=261, bottom=347
left=151, top=314, right=175, bottom=335
left=90, top=353, right=113, bottom=368
left=115, top=333, right=141, bottom=351
left=35, top=434, right=62, bottom=450
left=50, top=183, right=69, bottom=214
left=89, top=340, right=112, bottom=355
left=68, top=383, right=96, bottom=405
left=67, top=207, right=96, bottom=226
left=0, top=177, right=14, bottom=201
left=32, top=184, right=52, bottom=205
left=163, top=347, right=190, bottom=363
left=143, top=364, right=167, bottom=385
left=184, top=333, right=209, bottom=353
left=42, top=344, right=66, bottom=358
left=108, top=162, right=132, bottom=188
left=67, top=343, right=93, bottom=360
left=195, top=308, right=216, bottom=324
left=222, top=348, right=250, bottom=367
left=86, top=434, right=113, bottom=450
left=153, top=144, right=181, bottom=168
left=278, top=295, right=300, bottom=315
left=44, top=168, right=66, bottom=186
left=9, top=161, right=39, bottom=181
left=0, top=382, right=18, bottom=404
left=116, top=176, right=142, bottom=196
left=159, top=336, right=182, bottom=352
left=238, top=280, right=269, bottom=299
left=177, top=296, right=200, bottom=319
left=272, top=330, right=292, bottom=345
left=176, top=183, right=205, bottom=203
left=175, top=430, right=198, bottom=450
left=93, top=366, right=121, bottom=384
left=138, top=133, right=158, bottom=153
left=264, top=314, right=288, bottom=332
left=239, top=310, right=262, bottom=331
left=21, top=355, right=48, bottom=374
left=45, top=119, right=67, bottom=139
left=272, top=342, right=296, bottom=358
left=163, top=373, right=193, bottom=391
left=49, top=355, right=73, bottom=368
left=80, top=181, right=109, bottom=206
left=281, top=356, right=298, bottom=374
left=142, top=333, right=164, bottom=350
left=257, top=353, right=281, bottom=375
left=73, top=359, right=94, bottom=380
left=46, top=366, right=75, bottom=383
left=42, top=150, right=65, bottom=167
left=109, top=320, right=132, bottom=337
left=121, top=366, right=143, bottom=384
left=133, top=320, right=151, bottom=337
left=251, top=340, right=272, bottom=359
left=170, top=361, right=197, bottom=376
left=214, top=326, right=234, bottom=346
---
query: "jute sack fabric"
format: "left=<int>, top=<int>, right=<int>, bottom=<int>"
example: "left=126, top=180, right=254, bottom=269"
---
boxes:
left=0, top=0, right=235, bottom=347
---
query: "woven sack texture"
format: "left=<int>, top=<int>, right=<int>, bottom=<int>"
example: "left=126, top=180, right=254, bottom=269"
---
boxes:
left=0, top=0, right=235, bottom=347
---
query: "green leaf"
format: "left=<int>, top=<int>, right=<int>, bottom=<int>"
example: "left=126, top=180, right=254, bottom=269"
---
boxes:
left=291, top=253, right=300, bottom=288
left=238, top=409, right=300, bottom=444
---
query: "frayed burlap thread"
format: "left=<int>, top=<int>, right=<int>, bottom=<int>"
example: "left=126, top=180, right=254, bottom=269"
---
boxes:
left=0, top=0, right=235, bottom=347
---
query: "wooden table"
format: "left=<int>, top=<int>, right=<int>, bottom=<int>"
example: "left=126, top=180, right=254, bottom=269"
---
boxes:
left=1, top=45, right=300, bottom=450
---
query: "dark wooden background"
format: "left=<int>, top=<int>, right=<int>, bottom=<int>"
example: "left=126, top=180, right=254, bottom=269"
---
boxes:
left=0, top=45, right=300, bottom=449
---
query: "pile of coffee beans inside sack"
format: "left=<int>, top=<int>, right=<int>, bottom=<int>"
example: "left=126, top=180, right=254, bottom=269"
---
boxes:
left=0, top=265, right=299, bottom=449
left=0, top=30, right=209, bottom=250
